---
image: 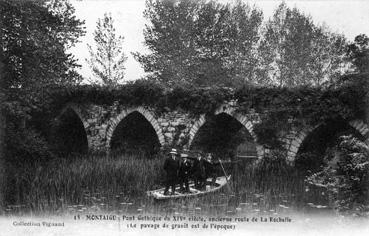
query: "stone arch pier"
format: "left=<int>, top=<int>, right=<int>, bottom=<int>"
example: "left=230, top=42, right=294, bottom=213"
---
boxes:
left=52, top=101, right=369, bottom=164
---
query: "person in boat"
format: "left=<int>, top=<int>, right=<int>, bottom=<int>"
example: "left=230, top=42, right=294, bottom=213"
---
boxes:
left=192, top=152, right=206, bottom=189
left=204, top=153, right=218, bottom=186
left=178, top=153, right=192, bottom=193
left=163, top=148, right=179, bottom=195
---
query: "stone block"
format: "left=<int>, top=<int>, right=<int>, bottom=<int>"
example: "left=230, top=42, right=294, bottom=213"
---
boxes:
left=190, top=128, right=198, bottom=136
left=357, top=122, right=365, bottom=130
left=245, top=121, right=253, bottom=130
left=361, top=127, right=369, bottom=135
left=164, top=132, right=173, bottom=138
left=291, top=140, right=300, bottom=149
left=298, top=132, right=307, bottom=141
left=171, top=121, right=179, bottom=126
left=167, top=127, right=175, bottom=132
left=289, top=145, right=298, bottom=154
left=176, top=118, right=185, bottom=124
left=294, top=136, right=303, bottom=145
left=287, top=152, right=296, bottom=162
left=158, top=136, right=165, bottom=145
left=238, top=116, right=247, bottom=125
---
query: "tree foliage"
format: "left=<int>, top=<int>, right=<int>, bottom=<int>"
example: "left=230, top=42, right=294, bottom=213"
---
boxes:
left=346, top=34, right=369, bottom=74
left=136, top=0, right=350, bottom=88
left=224, top=1, right=263, bottom=85
left=48, top=73, right=367, bottom=132
left=1, top=0, right=85, bottom=115
left=1, top=0, right=85, bottom=161
left=258, top=2, right=348, bottom=87
left=86, top=12, right=127, bottom=86
left=134, top=0, right=263, bottom=87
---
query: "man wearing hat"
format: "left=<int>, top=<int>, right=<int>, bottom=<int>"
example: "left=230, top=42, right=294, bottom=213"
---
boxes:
left=192, top=152, right=206, bottom=189
left=163, top=148, right=180, bottom=195
left=178, top=152, right=192, bottom=193
left=204, top=153, right=218, bottom=186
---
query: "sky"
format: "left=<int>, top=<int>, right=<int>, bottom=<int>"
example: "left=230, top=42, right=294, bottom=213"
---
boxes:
left=69, top=0, right=369, bottom=83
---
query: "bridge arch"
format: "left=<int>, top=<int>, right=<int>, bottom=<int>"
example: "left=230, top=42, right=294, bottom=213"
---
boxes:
left=187, top=105, right=263, bottom=159
left=106, top=106, right=165, bottom=151
left=52, top=103, right=89, bottom=154
left=286, top=119, right=369, bottom=163
left=214, top=106, right=259, bottom=143
left=187, top=114, right=206, bottom=148
left=58, top=103, right=89, bottom=129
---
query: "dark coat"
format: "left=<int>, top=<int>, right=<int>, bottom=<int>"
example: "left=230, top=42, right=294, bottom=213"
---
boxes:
left=204, top=160, right=214, bottom=176
left=192, top=158, right=206, bottom=179
left=163, top=156, right=179, bottom=178
left=178, top=160, right=191, bottom=178
left=204, top=159, right=220, bottom=177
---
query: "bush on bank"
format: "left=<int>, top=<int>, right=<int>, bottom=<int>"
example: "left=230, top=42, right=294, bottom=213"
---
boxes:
left=306, top=135, right=369, bottom=216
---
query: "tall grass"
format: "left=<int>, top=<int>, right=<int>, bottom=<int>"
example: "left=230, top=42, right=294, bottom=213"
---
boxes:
left=4, top=152, right=330, bottom=215
left=5, top=153, right=165, bottom=213
left=232, top=156, right=329, bottom=212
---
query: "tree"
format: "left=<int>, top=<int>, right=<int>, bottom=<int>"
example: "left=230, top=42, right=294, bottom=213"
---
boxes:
left=1, top=0, right=85, bottom=90
left=1, top=0, right=85, bottom=114
left=86, top=12, right=127, bottom=86
left=134, top=0, right=263, bottom=88
left=258, top=2, right=348, bottom=87
left=134, top=0, right=200, bottom=87
left=346, top=34, right=369, bottom=73
left=223, top=0, right=263, bottom=86
left=1, top=0, right=85, bottom=161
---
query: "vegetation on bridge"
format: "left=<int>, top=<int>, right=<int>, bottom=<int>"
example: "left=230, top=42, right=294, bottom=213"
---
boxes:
left=47, top=72, right=368, bottom=149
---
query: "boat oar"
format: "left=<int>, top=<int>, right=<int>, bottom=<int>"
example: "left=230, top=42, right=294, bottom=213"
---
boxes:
left=218, top=158, right=233, bottom=193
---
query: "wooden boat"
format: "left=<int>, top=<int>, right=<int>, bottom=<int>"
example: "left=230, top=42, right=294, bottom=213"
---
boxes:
left=147, top=175, right=231, bottom=200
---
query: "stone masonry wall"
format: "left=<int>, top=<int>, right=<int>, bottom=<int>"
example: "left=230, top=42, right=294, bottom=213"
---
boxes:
left=59, top=101, right=369, bottom=164
left=157, top=111, right=196, bottom=148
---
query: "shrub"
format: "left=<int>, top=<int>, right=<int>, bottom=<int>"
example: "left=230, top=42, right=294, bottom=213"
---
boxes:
left=5, top=123, right=54, bottom=163
left=306, top=135, right=369, bottom=216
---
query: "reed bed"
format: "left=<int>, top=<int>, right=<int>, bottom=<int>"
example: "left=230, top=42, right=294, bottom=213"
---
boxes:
left=4, top=153, right=330, bottom=216
left=5, top=153, right=164, bottom=213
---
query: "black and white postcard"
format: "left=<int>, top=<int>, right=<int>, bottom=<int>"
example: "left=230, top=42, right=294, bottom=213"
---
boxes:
left=1, top=0, right=368, bottom=235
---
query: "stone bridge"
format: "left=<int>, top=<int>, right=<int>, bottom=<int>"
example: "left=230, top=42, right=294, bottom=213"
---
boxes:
left=52, top=100, right=369, bottom=164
